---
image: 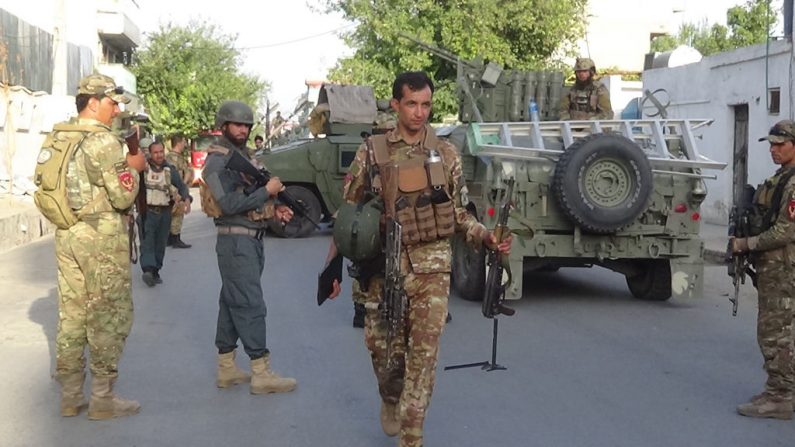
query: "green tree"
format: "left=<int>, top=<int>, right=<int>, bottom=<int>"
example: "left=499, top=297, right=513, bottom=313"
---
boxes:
left=320, top=0, right=587, bottom=117
left=131, top=22, right=267, bottom=138
left=651, top=0, right=776, bottom=56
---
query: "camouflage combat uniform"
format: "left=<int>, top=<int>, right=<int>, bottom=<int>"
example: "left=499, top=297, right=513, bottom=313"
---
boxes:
left=746, top=168, right=795, bottom=404
left=343, top=124, right=487, bottom=447
left=166, top=149, right=193, bottom=237
left=559, top=79, right=613, bottom=120
left=54, top=118, right=139, bottom=384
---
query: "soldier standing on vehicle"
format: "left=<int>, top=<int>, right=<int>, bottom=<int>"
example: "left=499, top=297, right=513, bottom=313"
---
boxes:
left=201, top=100, right=297, bottom=394
left=139, top=141, right=191, bottom=287
left=731, top=120, right=795, bottom=420
left=166, top=135, right=193, bottom=249
left=327, top=71, right=511, bottom=446
left=559, top=58, right=613, bottom=120
left=43, top=74, right=147, bottom=419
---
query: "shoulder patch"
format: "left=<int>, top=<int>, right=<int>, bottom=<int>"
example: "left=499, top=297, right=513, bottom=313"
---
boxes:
left=114, top=161, right=128, bottom=174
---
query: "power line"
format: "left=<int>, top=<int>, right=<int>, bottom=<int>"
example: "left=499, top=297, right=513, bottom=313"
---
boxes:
left=236, top=24, right=354, bottom=50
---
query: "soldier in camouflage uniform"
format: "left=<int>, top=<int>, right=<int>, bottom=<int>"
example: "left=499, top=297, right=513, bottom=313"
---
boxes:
left=329, top=72, right=511, bottom=446
left=166, top=135, right=194, bottom=249
left=732, top=120, right=795, bottom=420
left=51, top=74, right=146, bottom=419
left=559, top=58, right=613, bottom=120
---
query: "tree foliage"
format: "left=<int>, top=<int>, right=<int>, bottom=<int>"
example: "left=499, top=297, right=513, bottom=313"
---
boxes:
left=321, top=0, right=587, bottom=117
left=651, top=0, right=777, bottom=56
left=131, top=22, right=267, bottom=138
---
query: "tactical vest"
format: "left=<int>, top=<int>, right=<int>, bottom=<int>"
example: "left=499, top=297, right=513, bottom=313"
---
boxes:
left=749, top=167, right=795, bottom=236
left=33, top=122, right=109, bottom=229
left=145, top=164, right=172, bottom=206
left=368, top=132, right=455, bottom=246
left=568, top=82, right=601, bottom=120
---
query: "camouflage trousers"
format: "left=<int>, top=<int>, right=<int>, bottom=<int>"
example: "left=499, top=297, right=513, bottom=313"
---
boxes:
left=54, top=222, right=133, bottom=380
left=170, top=203, right=185, bottom=235
left=364, top=272, right=449, bottom=447
left=755, top=261, right=795, bottom=400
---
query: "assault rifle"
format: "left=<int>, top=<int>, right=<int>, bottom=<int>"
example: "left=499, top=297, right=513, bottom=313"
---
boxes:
left=446, top=178, right=515, bottom=373
left=482, top=177, right=517, bottom=319
left=381, top=164, right=406, bottom=367
left=225, top=150, right=320, bottom=229
left=123, top=125, right=145, bottom=263
left=726, top=184, right=757, bottom=316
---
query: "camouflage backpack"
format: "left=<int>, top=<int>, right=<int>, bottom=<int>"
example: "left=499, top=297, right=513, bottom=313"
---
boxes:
left=33, top=122, right=106, bottom=229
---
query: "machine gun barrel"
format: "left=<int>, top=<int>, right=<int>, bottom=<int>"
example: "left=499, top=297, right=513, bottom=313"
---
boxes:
left=225, top=150, right=320, bottom=229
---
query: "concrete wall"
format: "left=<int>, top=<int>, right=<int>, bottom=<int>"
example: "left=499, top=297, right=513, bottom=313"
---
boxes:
left=642, top=39, right=795, bottom=224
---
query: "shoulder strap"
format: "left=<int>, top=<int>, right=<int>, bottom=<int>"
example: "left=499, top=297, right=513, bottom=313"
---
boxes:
left=207, top=144, right=230, bottom=156
left=370, top=135, right=389, bottom=165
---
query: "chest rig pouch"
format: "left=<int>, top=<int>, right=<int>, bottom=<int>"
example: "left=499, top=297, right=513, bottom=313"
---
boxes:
left=369, top=132, right=455, bottom=247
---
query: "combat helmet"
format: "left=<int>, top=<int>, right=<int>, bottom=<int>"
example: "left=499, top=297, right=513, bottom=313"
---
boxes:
left=574, top=58, right=596, bottom=73
left=333, top=197, right=383, bottom=262
left=215, top=100, right=255, bottom=129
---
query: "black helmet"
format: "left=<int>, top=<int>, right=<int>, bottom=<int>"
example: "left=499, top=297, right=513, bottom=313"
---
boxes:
left=215, top=100, right=255, bottom=129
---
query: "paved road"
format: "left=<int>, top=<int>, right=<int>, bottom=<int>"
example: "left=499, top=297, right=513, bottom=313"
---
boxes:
left=1, top=213, right=794, bottom=447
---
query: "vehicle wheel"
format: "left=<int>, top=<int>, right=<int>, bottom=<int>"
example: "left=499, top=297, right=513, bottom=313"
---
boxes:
left=451, top=233, right=486, bottom=301
left=626, top=259, right=672, bottom=301
left=269, top=185, right=322, bottom=238
left=552, top=133, right=653, bottom=233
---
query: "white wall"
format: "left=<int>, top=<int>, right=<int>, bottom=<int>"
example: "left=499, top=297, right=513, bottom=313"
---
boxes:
left=0, top=0, right=98, bottom=49
left=642, top=39, right=794, bottom=224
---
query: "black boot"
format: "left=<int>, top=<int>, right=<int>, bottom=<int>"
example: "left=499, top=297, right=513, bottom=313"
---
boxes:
left=166, top=234, right=175, bottom=247
left=153, top=270, right=163, bottom=284
left=353, top=303, right=365, bottom=328
left=142, top=269, right=156, bottom=287
left=172, top=234, right=192, bottom=249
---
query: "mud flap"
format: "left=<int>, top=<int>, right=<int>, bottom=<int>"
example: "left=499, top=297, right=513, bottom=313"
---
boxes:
left=670, top=258, right=703, bottom=299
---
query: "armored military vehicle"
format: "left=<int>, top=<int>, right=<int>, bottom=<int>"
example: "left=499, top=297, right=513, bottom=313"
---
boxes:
left=258, top=84, right=382, bottom=238
left=262, top=37, right=726, bottom=303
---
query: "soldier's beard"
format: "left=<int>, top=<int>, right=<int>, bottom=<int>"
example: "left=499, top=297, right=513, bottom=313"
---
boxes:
left=575, top=76, right=593, bottom=88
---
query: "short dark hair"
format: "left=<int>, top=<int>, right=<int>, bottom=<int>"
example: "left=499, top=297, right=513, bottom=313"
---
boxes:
left=149, top=140, right=164, bottom=151
left=392, top=71, right=434, bottom=101
left=254, top=135, right=264, bottom=142
left=75, top=94, right=95, bottom=113
left=170, top=134, right=185, bottom=147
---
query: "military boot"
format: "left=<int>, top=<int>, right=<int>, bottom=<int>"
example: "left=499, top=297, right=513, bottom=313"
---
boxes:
left=380, top=400, right=400, bottom=437
left=87, top=377, right=140, bottom=420
left=142, top=270, right=156, bottom=287
left=216, top=351, right=250, bottom=388
left=737, top=395, right=793, bottom=420
left=58, top=372, right=87, bottom=417
left=166, top=234, right=175, bottom=247
left=250, top=356, right=296, bottom=394
left=172, top=234, right=191, bottom=249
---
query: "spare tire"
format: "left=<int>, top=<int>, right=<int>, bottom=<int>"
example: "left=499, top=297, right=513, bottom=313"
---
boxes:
left=552, top=133, right=652, bottom=234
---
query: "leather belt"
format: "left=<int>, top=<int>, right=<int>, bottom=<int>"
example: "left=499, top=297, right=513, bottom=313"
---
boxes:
left=217, top=225, right=265, bottom=240
left=147, top=205, right=170, bottom=213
